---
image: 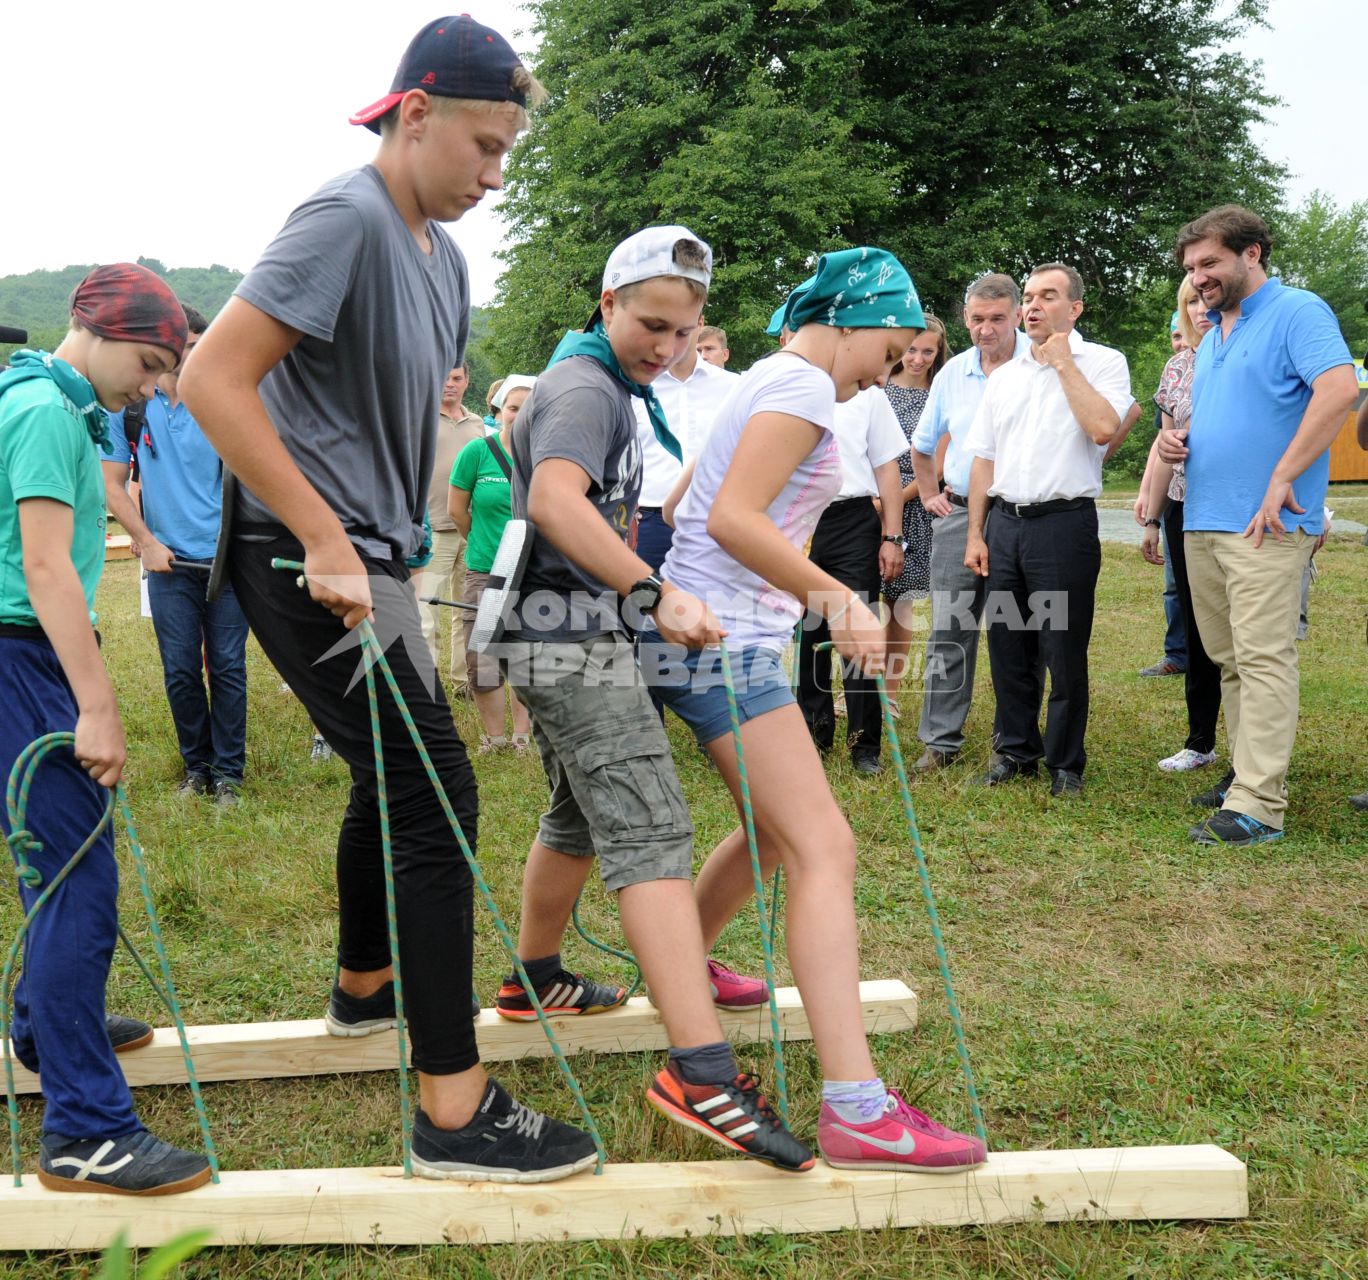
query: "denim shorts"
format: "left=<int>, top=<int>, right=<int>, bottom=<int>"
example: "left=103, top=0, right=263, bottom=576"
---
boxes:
left=502, top=635, right=694, bottom=891
left=638, top=638, right=795, bottom=747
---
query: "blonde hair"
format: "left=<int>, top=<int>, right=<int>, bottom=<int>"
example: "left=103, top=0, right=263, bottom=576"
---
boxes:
left=380, top=71, right=547, bottom=136
left=1174, top=277, right=1203, bottom=350
left=485, top=378, right=505, bottom=410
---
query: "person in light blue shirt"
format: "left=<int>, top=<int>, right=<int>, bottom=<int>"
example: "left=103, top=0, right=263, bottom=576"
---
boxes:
left=905, top=272, right=1029, bottom=769
left=1162, top=205, right=1357, bottom=846
left=102, top=306, right=249, bottom=804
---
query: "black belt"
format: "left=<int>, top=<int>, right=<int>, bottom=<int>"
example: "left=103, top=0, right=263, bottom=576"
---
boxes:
left=946, top=492, right=968, bottom=509
left=637, top=506, right=663, bottom=516
left=0, top=623, right=46, bottom=641
left=993, top=496, right=1094, bottom=519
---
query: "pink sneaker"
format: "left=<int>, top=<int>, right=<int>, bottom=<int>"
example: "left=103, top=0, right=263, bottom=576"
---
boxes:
left=818, top=1089, right=987, bottom=1172
left=706, top=958, right=768, bottom=1010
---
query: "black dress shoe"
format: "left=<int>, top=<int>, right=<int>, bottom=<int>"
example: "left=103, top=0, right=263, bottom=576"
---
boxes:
left=1189, top=767, right=1235, bottom=809
left=1050, top=769, right=1084, bottom=798
left=972, top=755, right=1037, bottom=787
left=851, top=751, right=883, bottom=776
left=1350, top=792, right=1368, bottom=812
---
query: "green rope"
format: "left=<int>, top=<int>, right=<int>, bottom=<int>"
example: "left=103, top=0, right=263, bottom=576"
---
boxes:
left=816, top=641, right=989, bottom=1146
left=273, top=560, right=607, bottom=1174
left=2, top=733, right=220, bottom=1188
left=716, top=639, right=789, bottom=1124
left=570, top=897, right=642, bottom=1000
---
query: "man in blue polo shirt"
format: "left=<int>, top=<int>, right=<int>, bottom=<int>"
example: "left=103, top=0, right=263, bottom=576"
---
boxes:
left=908, top=272, right=1029, bottom=770
left=103, top=305, right=249, bottom=806
left=1161, top=205, right=1357, bottom=845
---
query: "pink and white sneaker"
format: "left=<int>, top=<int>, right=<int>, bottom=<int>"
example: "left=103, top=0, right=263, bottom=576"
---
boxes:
left=707, top=958, right=768, bottom=1010
left=818, top=1089, right=987, bottom=1172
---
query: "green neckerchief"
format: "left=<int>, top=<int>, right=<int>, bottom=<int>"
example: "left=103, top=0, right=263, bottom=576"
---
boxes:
left=0, top=349, right=113, bottom=452
left=546, top=321, right=682, bottom=462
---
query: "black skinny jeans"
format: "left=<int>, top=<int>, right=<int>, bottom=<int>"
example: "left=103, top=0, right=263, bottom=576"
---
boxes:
left=1162, top=500, right=1222, bottom=754
left=230, top=529, right=480, bottom=1075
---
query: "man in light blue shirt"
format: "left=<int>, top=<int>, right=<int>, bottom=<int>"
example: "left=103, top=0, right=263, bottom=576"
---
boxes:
left=907, top=273, right=1029, bottom=769
left=103, top=306, right=249, bottom=805
left=1161, top=205, right=1357, bottom=845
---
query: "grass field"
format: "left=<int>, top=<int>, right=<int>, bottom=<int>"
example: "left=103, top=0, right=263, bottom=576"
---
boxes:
left=3, top=540, right=1366, bottom=1279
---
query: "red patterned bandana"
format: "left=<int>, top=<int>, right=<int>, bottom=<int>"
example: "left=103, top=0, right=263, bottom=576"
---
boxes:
left=68, top=263, right=187, bottom=360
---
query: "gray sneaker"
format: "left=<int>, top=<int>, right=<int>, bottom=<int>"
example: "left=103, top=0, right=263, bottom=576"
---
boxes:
left=912, top=747, right=959, bottom=773
left=38, top=1129, right=211, bottom=1195
left=213, top=778, right=241, bottom=809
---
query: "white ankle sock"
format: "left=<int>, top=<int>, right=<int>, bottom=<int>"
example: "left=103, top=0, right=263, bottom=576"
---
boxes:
left=822, top=1078, right=889, bottom=1123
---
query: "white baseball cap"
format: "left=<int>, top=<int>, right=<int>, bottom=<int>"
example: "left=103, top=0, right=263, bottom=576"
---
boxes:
left=603, top=225, right=713, bottom=292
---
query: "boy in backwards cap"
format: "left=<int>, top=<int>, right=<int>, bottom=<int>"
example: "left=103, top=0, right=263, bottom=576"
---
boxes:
left=181, top=18, right=597, bottom=1182
left=496, top=227, right=813, bottom=1173
left=0, top=264, right=212, bottom=1193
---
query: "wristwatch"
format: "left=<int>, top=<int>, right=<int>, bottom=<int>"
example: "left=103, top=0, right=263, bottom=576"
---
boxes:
left=881, top=535, right=905, bottom=549
left=624, top=574, right=665, bottom=615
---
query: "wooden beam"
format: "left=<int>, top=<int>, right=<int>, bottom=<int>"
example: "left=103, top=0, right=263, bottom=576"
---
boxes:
left=5, top=980, right=917, bottom=1093
left=0, top=1145, right=1247, bottom=1249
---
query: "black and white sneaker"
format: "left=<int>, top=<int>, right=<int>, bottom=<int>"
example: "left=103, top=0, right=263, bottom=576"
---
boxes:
left=325, top=981, right=398, bottom=1037
left=495, top=969, right=628, bottom=1021
left=325, top=981, right=482, bottom=1036
left=410, top=1082, right=598, bottom=1183
left=38, top=1129, right=211, bottom=1195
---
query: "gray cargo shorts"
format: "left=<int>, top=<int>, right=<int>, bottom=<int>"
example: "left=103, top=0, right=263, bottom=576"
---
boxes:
left=502, top=635, right=694, bottom=891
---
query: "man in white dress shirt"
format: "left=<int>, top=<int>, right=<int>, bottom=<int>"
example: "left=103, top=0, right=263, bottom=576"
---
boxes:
left=963, top=263, right=1132, bottom=797
left=631, top=324, right=738, bottom=572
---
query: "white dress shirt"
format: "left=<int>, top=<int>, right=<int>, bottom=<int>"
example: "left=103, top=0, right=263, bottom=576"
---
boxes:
left=831, top=387, right=906, bottom=499
left=963, top=328, right=1132, bottom=503
left=632, top=357, right=740, bottom=506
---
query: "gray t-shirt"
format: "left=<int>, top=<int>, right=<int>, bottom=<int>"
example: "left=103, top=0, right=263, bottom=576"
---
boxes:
left=506, top=355, right=641, bottom=641
left=233, top=165, right=469, bottom=560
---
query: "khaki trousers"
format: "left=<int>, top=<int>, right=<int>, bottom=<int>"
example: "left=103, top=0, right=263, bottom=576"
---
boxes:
left=1183, top=528, right=1314, bottom=829
left=418, top=528, right=468, bottom=684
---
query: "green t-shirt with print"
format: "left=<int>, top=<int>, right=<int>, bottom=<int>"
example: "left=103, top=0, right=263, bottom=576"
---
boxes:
left=0, top=377, right=107, bottom=626
left=449, top=435, right=513, bottom=574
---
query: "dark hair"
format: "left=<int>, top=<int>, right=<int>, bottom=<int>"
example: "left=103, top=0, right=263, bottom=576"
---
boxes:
left=963, top=272, right=1021, bottom=310
left=181, top=303, right=209, bottom=335
left=1027, top=262, right=1084, bottom=302
left=1174, top=204, right=1272, bottom=268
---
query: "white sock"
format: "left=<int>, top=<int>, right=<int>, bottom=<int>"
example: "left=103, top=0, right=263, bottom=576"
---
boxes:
left=822, top=1077, right=889, bottom=1123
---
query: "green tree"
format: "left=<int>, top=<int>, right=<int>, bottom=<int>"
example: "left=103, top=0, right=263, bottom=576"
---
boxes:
left=488, top=0, right=1284, bottom=379
left=1272, top=191, right=1368, bottom=356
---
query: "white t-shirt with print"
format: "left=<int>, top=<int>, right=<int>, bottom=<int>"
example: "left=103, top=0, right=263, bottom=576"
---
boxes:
left=661, top=351, right=841, bottom=651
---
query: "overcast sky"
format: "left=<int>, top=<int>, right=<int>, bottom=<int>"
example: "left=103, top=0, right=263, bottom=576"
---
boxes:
left=0, top=0, right=1360, bottom=307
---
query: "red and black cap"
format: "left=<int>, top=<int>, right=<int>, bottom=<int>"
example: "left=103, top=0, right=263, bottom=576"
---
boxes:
left=350, top=15, right=528, bottom=132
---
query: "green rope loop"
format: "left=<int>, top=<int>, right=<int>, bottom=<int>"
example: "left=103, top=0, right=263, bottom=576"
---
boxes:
left=815, top=640, right=989, bottom=1147
left=570, top=897, right=642, bottom=1000
left=716, top=639, right=789, bottom=1124
left=272, top=559, right=608, bottom=1175
left=2, top=733, right=220, bottom=1188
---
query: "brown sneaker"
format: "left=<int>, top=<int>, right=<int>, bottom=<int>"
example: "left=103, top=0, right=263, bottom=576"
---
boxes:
left=912, top=747, right=959, bottom=772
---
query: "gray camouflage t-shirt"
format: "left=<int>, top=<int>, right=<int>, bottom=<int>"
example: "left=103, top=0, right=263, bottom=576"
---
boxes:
left=233, top=165, right=469, bottom=560
left=506, top=355, right=641, bottom=642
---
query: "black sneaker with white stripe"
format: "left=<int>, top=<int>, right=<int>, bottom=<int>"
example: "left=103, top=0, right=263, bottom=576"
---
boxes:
left=495, top=969, right=627, bottom=1021
left=38, top=1129, right=211, bottom=1195
left=411, top=1081, right=598, bottom=1183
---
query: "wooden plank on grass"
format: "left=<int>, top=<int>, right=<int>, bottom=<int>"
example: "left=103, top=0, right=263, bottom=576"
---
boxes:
left=0, top=1145, right=1247, bottom=1249
left=4, top=980, right=917, bottom=1093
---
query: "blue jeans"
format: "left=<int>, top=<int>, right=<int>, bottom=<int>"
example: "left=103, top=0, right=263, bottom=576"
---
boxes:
left=146, top=561, right=249, bottom=781
left=1162, top=526, right=1187, bottom=668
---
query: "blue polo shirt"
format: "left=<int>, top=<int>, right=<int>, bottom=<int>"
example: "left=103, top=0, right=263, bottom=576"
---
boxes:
left=910, top=331, right=1031, bottom=495
left=105, top=390, right=224, bottom=560
left=1185, top=278, right=1351, bottom=535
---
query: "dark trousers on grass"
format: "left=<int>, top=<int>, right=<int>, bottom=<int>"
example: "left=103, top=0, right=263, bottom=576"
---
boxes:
left=798, top=497, right=883, bottom=758
left=985, top=500, right=1099, bottom=777
left=1162, top=500, right=1221, bottom=754
left=230, top=529, right=480, bottom=1075
left=0, top=635, right=140, bottom=1139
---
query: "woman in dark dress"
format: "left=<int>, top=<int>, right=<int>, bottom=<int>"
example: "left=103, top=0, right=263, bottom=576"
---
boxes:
left=882, top=315, right=949, bottom=703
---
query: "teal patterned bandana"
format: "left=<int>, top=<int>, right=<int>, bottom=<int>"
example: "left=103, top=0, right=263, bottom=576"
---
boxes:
left=781, top=248, right=925, bottom=333
left=0, top=349, right=112, bottom=452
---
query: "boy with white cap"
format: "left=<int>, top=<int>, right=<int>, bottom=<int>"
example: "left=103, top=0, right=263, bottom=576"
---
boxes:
left=497, top=226, right=813, bottom=1173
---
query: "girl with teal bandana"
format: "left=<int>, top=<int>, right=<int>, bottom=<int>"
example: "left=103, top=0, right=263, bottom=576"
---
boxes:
left=644, top=246, right=987, bottom=1173
left=0, top=264, right=214, bottom=1196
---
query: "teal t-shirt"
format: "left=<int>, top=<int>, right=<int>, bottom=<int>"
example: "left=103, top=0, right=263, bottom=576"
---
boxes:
left=0, top=377, right=107, bottom=626
left=449, top=435, right=512, bottom=574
